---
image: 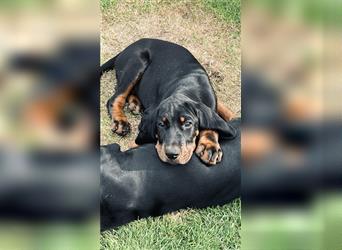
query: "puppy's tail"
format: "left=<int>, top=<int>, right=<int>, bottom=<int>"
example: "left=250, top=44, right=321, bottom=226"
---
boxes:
left=100, top=53, right=120, bottom=75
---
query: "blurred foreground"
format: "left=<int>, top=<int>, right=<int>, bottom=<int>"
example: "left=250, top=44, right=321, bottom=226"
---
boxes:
left=0, top=0, right=99, bottom=249
left=242, top=1, right=342, bottom=249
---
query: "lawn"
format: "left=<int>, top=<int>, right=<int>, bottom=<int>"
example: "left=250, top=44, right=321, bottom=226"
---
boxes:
left=101, top=200, right=241, bottom=250
left=100, top=0, right=241, bottom=249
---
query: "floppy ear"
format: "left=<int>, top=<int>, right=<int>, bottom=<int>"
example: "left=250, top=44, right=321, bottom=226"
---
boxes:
left=135, top=107, right=157, bottom=145
left=196, top=103, right=236, bottom=139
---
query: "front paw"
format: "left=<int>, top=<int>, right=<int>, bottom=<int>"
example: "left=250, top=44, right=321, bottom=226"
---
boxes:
left=195, top=131, right=222, bottom=165
left=111, top=120, right=131, bottom=136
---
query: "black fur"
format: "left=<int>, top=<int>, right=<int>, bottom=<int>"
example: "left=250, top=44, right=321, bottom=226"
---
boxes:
left=102, top=38, right=236, bottom=164
left=100, top=119, right=241, bottom=231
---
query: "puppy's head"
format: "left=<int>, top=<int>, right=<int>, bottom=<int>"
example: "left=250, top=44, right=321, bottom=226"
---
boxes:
left=135, top=96, right=236, bottom=165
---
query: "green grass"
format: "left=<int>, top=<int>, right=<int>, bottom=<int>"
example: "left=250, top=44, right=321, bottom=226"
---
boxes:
left=100, top=0, right=118, bottom=11
left=0, top=221, right=99, bottom=250
left=202, top=0, right=240, bottom=26
left=0, top=0, right=51, bottom=9
left=254, top=0, right=342, bottom=27
left=100, top=0, right=241, bottom=28
left=101, top=200, right=241, bottom=250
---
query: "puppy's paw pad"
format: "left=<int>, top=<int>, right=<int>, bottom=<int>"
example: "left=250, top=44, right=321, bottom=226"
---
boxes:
left=196, top=143, right=222, bottom=165
left=111, top=120, right=131, bottom=136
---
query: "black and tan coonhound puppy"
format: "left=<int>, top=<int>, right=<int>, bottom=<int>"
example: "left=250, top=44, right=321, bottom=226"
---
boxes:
left=101, top=38, right=236, bottom=165
left=100, top=118, right=241, bottom=231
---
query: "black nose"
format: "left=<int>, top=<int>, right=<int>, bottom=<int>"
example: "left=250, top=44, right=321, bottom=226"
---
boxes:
left=165, top=145, right=181, bottom=160
left=166, top=152, right=179, bottom=160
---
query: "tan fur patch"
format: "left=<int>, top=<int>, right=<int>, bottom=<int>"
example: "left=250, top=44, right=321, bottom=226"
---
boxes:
left=128, top=141, right=139, bottom=149
left=111, top=78, right=140, bottom=124
left=199, top=130, right=219, bottom=142
left=155, top=138, right=197, bottom=165
left=242, top=129, right=275, bottom=162
left=24, top=88, right=74, bottom=126
left=112, top=94, right=128, bottom=122
left=217, top=101, right=235, bottom=121
left=196, top=129, right=222, bottom=165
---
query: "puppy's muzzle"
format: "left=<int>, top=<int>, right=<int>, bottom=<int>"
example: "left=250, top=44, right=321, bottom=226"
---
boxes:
left=155, top=139, right=197, bottom=165
left=165, top=145, right=180, bottom=160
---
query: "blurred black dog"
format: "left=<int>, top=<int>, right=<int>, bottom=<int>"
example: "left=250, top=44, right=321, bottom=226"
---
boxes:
left=100, top=119, right=241, bottom=231
left=1, top=40, right=99, bottom=220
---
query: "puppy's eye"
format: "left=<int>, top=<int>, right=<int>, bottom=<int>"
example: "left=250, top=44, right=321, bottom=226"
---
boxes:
left=184, top=121, right=192, bottom=128
left=158, top=122, right=165, bottom=127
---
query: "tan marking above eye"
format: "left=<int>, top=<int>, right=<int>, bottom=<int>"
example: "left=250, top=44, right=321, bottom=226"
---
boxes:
left=162, top=117, right=167, bottom=122
left=179, top=116, right=185, bottom=124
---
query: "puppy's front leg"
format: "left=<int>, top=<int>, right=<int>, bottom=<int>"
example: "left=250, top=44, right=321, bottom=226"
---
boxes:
left=195, top=130, right=222, bottom=165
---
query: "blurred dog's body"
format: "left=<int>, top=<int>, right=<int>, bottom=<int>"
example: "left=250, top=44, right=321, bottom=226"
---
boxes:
left=100, top=119, right=241, bottom=231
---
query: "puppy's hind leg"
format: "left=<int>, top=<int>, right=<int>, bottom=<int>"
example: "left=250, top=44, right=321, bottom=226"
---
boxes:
left=107, top=78, right=141, bottom=136
left=127, top=95, right=142, bottom=115
left=107, top=49, right=150, bottom=136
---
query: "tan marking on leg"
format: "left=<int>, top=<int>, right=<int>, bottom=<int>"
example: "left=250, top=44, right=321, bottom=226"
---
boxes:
left=217, top=101, right=235, bottom=121
left=111, top=77, right=140, bottom=135
left=112, top=95, right=128, bottom=122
